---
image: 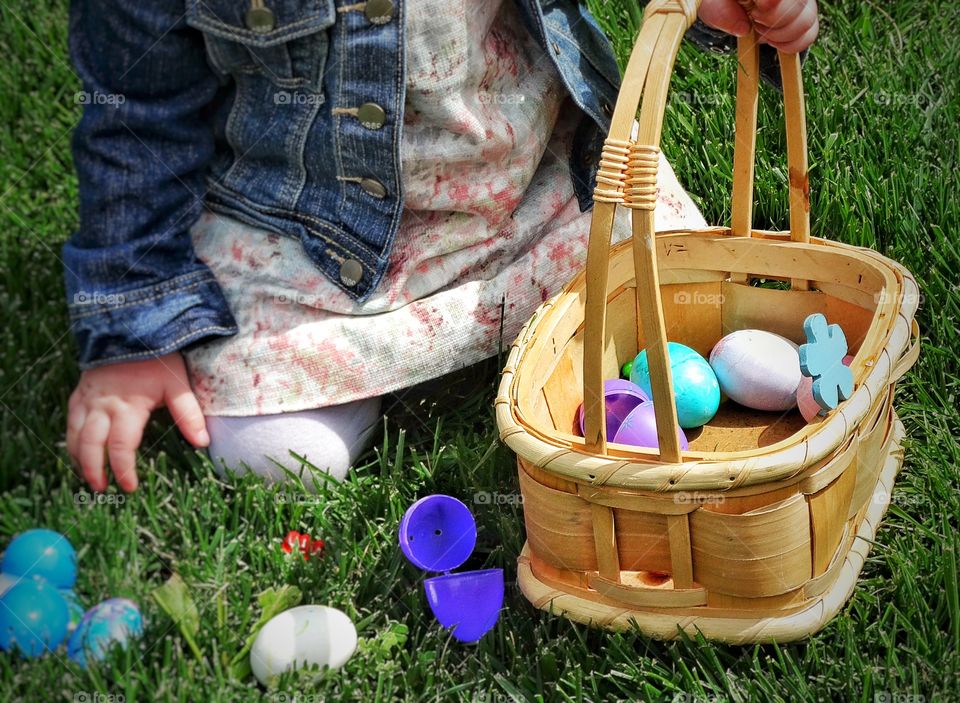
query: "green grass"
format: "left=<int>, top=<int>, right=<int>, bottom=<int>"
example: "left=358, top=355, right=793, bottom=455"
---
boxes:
left=1, top=0, right=958, bottom=701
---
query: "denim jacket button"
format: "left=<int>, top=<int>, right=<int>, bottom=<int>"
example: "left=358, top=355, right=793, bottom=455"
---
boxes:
left=339, top=259, right=363, bottom=287
left=365, top=0, right=394, bottom=24
left=357, top=102, right=386, bottom=129
left=245, top=6, right=276, bottom=33
left=359, top=178, right=387, bottom=198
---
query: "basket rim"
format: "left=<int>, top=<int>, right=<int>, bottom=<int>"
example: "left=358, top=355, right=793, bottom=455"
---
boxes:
left=495, top=228, right=919, bottom=492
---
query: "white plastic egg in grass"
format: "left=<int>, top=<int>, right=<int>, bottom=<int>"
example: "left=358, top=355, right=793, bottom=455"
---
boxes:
left=709, top=330, right=802, bottom=412
left=250, top=605, right=357, bottom=686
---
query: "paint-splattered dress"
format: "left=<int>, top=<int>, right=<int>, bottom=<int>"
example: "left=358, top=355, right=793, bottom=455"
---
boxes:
left=184, top=0, right=706, bottom=416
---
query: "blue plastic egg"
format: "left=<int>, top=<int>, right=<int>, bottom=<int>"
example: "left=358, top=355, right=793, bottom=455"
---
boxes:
left=630, top=342, right=721, bottom=428
left=1, top=529, right=77, bottom=589
left=0, top=576, right=70, bottom=657
left=68, top=597, right=143, bottom=668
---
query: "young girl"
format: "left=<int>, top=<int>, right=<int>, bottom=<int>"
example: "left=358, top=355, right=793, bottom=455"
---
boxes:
left=65, top=0, right=818, bottom=492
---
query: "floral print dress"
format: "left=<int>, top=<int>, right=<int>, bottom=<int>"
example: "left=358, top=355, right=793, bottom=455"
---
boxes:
left=184, top=0, right=706, bottom=416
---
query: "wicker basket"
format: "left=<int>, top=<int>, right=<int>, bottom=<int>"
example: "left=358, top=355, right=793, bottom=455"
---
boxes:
left=495, top=0, right=920, bottom=643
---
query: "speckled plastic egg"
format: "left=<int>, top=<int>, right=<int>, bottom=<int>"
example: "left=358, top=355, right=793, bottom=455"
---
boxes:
left=67, top=597, right=143, bottom=667
left=250, top=605, right=357, bottom=686
left=630, top=342, right=720, bottom=428
left=709, top=330, right=801, bottom=412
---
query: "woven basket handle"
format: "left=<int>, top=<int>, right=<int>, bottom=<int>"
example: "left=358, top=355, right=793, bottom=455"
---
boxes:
left=731, top=0, right=811, bottom=247
left=581, top=0, right=812, bottom=462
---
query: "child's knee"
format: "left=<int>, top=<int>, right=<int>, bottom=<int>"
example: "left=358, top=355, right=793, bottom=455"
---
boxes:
left=204, top=396, right=382, bottom=486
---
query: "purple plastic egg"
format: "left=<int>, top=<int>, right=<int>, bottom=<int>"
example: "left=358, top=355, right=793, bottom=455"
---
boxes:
left=576, top=379, right=650, bottom=438
left=398, top=495, right=505, bottom=644
left=612, top=402, right=689, bottom=450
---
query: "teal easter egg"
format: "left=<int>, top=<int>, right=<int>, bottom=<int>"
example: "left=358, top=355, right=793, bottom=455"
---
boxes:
left=1, top=529, right=77, bottom=589
left=0, top=576, right=70, bottom=657
left=67, top=597, right=143, bottom=668
left=630, top=342, right=720, bottom=428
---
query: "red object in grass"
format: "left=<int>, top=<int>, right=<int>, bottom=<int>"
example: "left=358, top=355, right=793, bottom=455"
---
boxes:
left=281, top=530, right=325, bottom=560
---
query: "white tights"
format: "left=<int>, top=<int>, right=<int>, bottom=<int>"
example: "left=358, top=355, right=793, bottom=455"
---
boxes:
left=204, top=396, right=382, bottom=485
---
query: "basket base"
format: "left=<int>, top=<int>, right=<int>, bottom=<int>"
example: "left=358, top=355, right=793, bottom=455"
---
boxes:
left=516, top=415, right=907, bottom=644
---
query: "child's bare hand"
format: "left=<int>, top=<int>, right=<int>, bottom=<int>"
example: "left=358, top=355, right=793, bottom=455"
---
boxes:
left=699, top=0, right=819, bottom=54
left=66, top=352, right=209, bottom=493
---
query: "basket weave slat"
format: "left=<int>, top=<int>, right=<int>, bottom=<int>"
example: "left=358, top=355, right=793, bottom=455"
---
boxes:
left=495, top=0, right=920, bottom=642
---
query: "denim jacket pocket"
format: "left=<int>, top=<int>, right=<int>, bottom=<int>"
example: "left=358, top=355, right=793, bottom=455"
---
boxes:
left=186, top=0, right=336, bottom=96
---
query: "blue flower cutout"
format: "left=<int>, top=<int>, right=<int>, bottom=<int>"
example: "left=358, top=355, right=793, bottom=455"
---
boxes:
left=799, top=313, right=854, bottom=414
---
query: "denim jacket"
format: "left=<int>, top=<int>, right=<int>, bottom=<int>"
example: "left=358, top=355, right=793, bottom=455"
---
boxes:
left=65, top=0, right=622, bottom=368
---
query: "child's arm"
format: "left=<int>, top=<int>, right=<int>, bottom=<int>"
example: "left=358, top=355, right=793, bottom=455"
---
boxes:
left=699, top=0, right=819, bottom=53
left=64, top=0, right=237, bottom=491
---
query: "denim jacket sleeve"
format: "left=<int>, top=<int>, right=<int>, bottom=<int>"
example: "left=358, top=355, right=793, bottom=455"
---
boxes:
left=65, top=0, right=237, bottom=370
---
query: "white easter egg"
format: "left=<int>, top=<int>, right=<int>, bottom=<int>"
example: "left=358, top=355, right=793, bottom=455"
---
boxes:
left=709, top=330, right=801, bottom=412
left=250, top=605, right=357, bottom=686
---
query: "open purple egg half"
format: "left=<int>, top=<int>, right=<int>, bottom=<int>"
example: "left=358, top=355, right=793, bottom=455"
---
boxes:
left=424, top=569, right=504, bottom=643
left=399, top=495, right=505, bottom=644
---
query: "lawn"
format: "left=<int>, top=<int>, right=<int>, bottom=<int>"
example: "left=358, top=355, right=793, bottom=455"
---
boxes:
left=0, top=0, right=958, bottom=701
